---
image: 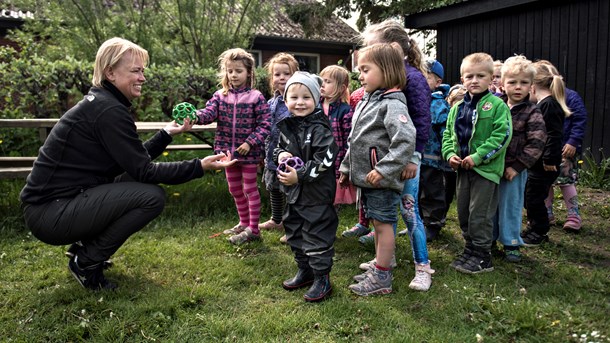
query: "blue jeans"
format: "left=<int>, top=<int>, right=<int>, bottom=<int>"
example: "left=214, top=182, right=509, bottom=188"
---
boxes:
left=395, top=166, right=429, bottom=264
left=493, top=171, right=527, bottom=247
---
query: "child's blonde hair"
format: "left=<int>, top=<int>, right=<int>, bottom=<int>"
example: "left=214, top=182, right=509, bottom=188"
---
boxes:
left=217, top=48, right=256, bottom=95
left=493, top=60, right=504, bottom=70
left=362, top=19, right=427, bottom=75
left=460, top=52, right=494, bottom=76
left=501, top=55, right=535, bottom=82
left=319, top=65, right=351, bottom=103
left=264, top=52, right=299, bottom=93
left=358, top=42, right=406, bottom=90
left=532, top=60, right=571, bottom=117
left=447, top=84, right=466, bottom=107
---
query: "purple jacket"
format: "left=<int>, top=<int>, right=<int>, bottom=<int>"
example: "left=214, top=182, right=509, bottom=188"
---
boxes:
left=403, top=62, right=431, bottom=155
left=564, top=88, right=588, bottom=153
left=196, top=87, right=271, bottom=164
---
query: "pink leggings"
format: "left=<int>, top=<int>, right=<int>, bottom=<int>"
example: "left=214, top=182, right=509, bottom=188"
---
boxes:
left=226, top=164, right=261, bottom=234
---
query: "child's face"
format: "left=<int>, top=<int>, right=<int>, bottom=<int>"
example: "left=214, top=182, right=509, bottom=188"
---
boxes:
left=226, top=60, right=249, bottom=89
left=492, top=67, right=502, bottom=88
left=503, top=72, right=532, bottom=105
left=272, top=63, right=292, bottom=94
left=461, top=62, right=492, bottom=96
left=357, top=58, right=383, bottom=93
left=320, top=75, right=340, bottom=101
left=286, top=84, right=316, bottom=117
left=426, top=73, right=441, bottom=91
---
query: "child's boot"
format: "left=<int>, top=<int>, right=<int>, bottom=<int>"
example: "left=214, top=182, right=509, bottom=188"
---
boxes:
left=303, top=274, right=332, bottom=302
left=282, top=268, right=314, bottom=290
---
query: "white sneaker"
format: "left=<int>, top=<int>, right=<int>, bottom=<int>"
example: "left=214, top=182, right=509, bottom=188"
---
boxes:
left=408, top=262, right=435, bottom=291
left=358, top=256, right=397, bottom=271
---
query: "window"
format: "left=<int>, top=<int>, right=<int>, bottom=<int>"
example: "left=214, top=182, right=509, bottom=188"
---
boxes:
left=291, top=53, right=320, bottom=73
left=249, top=50, right=262, bottom=68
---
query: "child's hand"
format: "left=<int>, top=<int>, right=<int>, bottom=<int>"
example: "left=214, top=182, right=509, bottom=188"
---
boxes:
left=277, top=165, right=298, bottom=186
left=236, top=142, right=251, bottom=156
left=339, top=173, right=350, bottom=188
left=164, top=117, right=194, bottom=136
left=562, top=144, right=576, bottom=158
left=278, top=152, right=293, bottom=162
left=365, top=169, right=383, bottom=187
left=461, top=156, right=475, bottom=170
left=448, top=156, right=462, bottom=170
left=401, top=163, right=418, bottom=180
left=504, top=167, right=518, bottom=181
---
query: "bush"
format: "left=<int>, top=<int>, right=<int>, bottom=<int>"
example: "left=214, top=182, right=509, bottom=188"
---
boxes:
left=579, top=148, right=610, bottom=191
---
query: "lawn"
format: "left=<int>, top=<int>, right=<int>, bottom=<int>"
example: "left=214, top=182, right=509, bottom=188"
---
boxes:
left=1, top=174, right=609, bottom=342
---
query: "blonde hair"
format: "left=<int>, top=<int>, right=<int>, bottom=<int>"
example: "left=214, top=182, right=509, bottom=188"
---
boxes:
left=362, top=19, right=427, bottom=75
left=92, top=37, right=149, bottom=87
left=532, top=60, right=571, bottom=117
left=358, top=42, right=406, bottom=90
left=460, top=52, right=494, bottom=76
left=319, top=65, right=350, bottom=103
left=264, top=52, right=299, bottom=93
left=447, top=84, right=466, bottom=107
left=501, top=55, right=535, bottom=82
left=217, top=48, right=256, bottom=95
left=493, top=60, right=504, bottom=70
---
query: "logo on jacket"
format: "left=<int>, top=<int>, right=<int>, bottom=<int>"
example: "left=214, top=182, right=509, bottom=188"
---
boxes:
left=309, top=150, right=334, bottom=178
left=482, top=102, right=493, bottom=111
left=399, top=114, right=409, bottom=123
left=86, top=95, right=95, bottom=102
left=304, top=133, right=312, bottom=144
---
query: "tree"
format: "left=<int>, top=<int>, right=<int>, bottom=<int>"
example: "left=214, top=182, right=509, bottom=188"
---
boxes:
left=324, top=0, right=463, bottom=31
left=7, top=0, right=267, bottom=68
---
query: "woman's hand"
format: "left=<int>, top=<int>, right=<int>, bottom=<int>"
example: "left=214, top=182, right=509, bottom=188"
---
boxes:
left=200, top=151, right=237, bottom=170
left=164, top=117, right=194, bottom=136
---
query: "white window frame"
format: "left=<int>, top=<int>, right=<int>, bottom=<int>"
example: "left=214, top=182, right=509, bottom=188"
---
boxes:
left=248, top=49, right=263, bottom=68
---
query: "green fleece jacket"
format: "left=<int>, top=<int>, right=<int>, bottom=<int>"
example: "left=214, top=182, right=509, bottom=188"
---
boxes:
left=442, top=92, right=512, bottom=184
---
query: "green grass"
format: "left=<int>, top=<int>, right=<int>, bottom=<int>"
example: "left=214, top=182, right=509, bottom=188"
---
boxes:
left=1, top=175, right=609, bottom=342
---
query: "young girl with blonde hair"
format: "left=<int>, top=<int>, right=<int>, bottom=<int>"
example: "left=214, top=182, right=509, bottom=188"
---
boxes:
left=521, top=60, right=570, bottom=246
left=259, top=53, right=299, bottom=243
left=196, top=48, right=271, bottom=245
left=319, top=65, right=355, bottom=207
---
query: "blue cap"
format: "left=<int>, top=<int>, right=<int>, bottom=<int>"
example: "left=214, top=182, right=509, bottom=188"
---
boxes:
left=427, top=60, right=444, bottom=80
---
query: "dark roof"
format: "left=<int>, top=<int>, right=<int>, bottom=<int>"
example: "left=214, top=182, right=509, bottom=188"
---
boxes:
left=404, top=0, right=541, bottom=29
left=255, top=0, right=360, bottom=44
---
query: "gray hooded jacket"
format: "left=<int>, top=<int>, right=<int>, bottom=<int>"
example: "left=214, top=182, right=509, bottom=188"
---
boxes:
left=339, top=89, right=415, bottom=193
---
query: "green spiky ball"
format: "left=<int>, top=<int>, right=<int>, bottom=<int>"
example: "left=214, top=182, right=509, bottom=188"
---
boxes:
left=172, top=102, right=197, bottom=124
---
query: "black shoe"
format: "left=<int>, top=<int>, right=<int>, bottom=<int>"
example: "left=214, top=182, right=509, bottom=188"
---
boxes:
left=282, top=268, right=314, bottom=290
left=303, top=274, right=332, bottom=302
left=425, top=226, right=441, bottom=242
left=491, top=241, right=504, bottom=258
left=65, top=242, right=113, bottom=269
left=68, top=256, right=117, bottom=291
left=521, top=229, right=549, bottom=247
left=456, top=250, right=494, bottom=274
left=450, top=247, right=474, bottom=270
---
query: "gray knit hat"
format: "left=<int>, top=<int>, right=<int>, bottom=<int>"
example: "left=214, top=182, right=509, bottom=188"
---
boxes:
left=284, top=71, right=323, bottom=107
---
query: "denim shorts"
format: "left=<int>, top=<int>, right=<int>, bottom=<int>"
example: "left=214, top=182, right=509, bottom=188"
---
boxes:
left=361, top=188, right=400, bottom=224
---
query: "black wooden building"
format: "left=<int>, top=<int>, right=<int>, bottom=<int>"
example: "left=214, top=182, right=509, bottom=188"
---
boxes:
left=405, top=0, right=610, bottom=160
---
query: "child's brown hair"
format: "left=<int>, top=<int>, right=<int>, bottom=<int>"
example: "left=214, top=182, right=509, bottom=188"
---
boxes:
left=217, top=48, right=256, bottom=95
left=358, top=42, right=406, bottom=90
left=264, top=52, right=299, bottom=93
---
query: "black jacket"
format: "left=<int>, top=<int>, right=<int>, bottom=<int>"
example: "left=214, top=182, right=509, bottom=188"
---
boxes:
left=273, top=109, right=338, bottom=206
left=20, top=81, right=203, bottom=204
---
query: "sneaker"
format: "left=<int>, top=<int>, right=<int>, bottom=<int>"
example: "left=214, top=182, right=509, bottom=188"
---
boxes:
left=455, top=251, right=494, bottom=274
left=504, top=248, right=522, bottom=263
left=397, top=228, right=408, bottom=236
left=348, top=268, right=392, bottom=296
left=65, top=242, right=113, bottom=269
left=490, top=241, right=503, bottom=258
left=342, top=223, right=370, bottom=238
left=259, top=219, right=284, bottom=231
left=279, top=234, right=288, bottom=244
left=228, top=227, right=260, bottom=245
left=68, top=256, right=117, bottom=291
left=409, top=263, right=435, bottom=291
left=358, top=256, right=397, bottom=271
left=450, top=247, right=474, bottom=270
left=353, top=270, right=371, bottom=283
left=223, top=224, right=247, bottom=235
left=563, top=215, right=582, bottom=232
left=521, top=229, right=549, bottom=247
left=358, top=231, right=375, bottom=245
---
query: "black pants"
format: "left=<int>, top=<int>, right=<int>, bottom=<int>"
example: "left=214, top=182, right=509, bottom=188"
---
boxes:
left=418, top=165, right=447, bottom=228
left=23, top=182, right=165, bottom=265
left=525, top=169, right=559, bottom=235
left=283, top=203, right=338, bottom=275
